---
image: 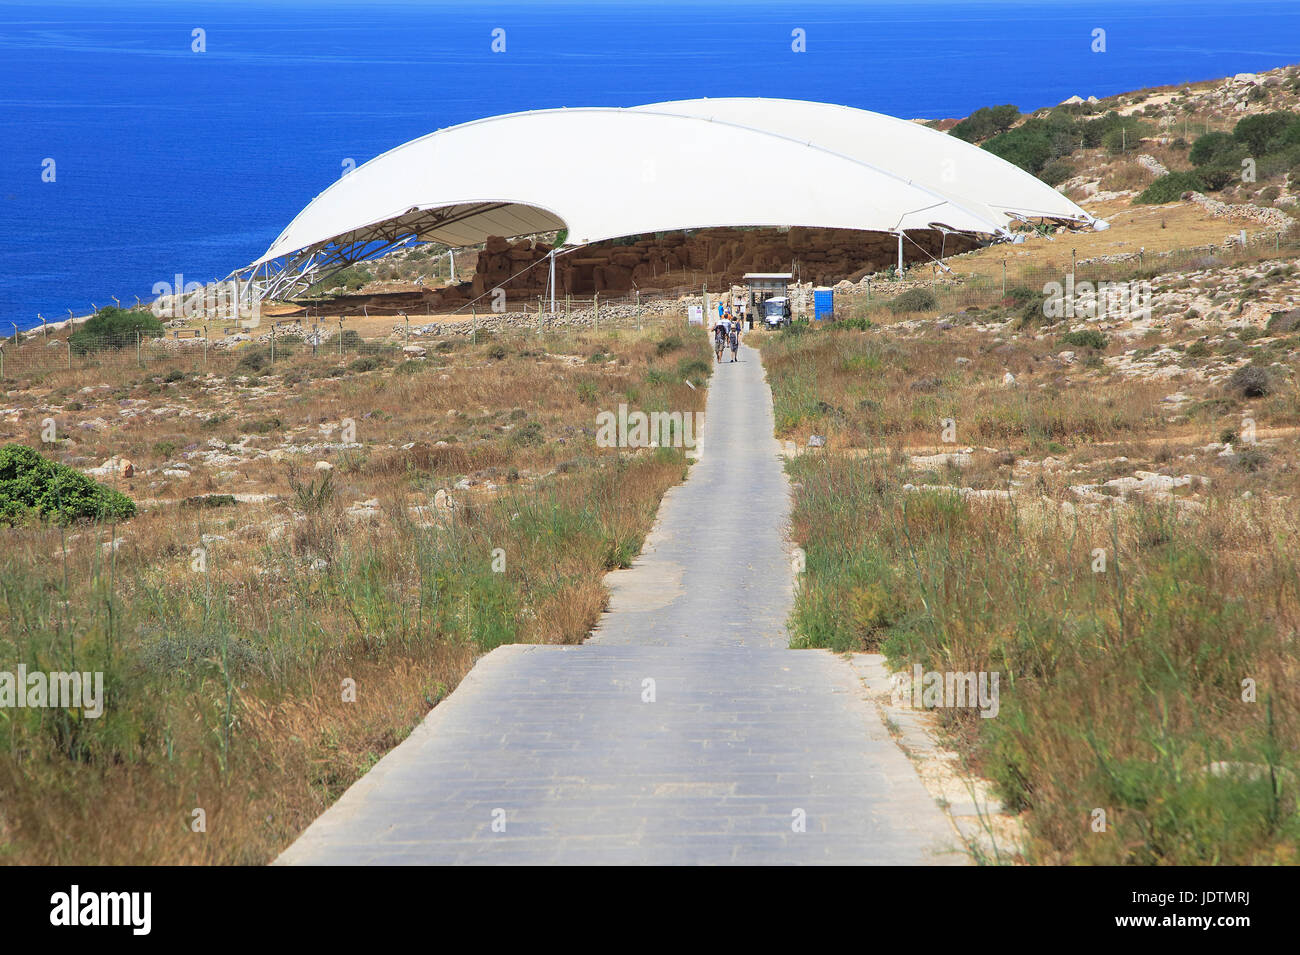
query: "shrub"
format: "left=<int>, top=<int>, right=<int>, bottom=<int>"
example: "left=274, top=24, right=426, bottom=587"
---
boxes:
left=983, top=122, right=1054, bottom=174
left=1038, top=159, right=1075, bottom=186
left=246, top=417, right=282, bottom=434
left=68, top=307, right=163, bottom=356
left=676, top=357, right=711, bottom=380
left=950, top=104, right=1020, bottom=143
left=654, top=334, right=683, bottom=356
left=180, top=494, right=237, bottom=509
left=1198, top=163, right=1236, bottom=191
left=1189, top=131, right=1238, bottom=166
left=1233, top=111, right=1296, bottom=156
left=1227, top=364, right=1272, bottom=398
left=235, top=346, right=272, bottom=374
left=1060, top=329, right=1108, bottom=350
left=1232, top=445, right=1270, bottom=472
left=347, top=355, right=381, bottom=373
left=887, top=287, right=939, bottom=314
left=1135, top=170, right=1204, bottom=204
left=323, top=266, right=373, bottom=292
left=0, top=444, right=136, bottom=525
left=1266, top=309, right=1300, bottom=334
left=510, top=421, right=544, bottom=447
left=487, top=344, right=508, bottom=361
left=1000, top=285, right=1039, bottom=308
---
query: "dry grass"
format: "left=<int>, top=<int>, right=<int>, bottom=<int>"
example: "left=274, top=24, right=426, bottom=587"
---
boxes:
left=0, top=319, right=710, bottom=864
left=763, top=312, right=1300, bottom=864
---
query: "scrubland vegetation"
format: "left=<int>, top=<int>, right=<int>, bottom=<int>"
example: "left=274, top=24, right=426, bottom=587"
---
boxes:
left=0, top=321, right=706, bottom=863
left=761, top=286, right=1300, bottom=863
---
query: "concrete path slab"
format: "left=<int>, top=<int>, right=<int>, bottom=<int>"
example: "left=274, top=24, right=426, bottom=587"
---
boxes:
left=276, top=343, right=965, bottom=865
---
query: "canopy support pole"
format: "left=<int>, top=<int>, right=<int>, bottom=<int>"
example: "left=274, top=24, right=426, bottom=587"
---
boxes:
left=549, top=249, right=556, bottom=314
left=896, top=231, right=904, bottom=277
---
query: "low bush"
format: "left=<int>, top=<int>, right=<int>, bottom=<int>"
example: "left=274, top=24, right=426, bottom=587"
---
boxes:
left=235, top=346, right=272, bottom=374
left=838, top=314, right=873, bottom=331
left=1060, top=329, right=1109, bottom=350
left=1189, top=131, right=1239, bottom=166
left=0, top=444, right=136, bottom=525
left=1266, top=309, right=1300, bottom=334
left=68, top=307, right=164, bottom=356
left=676, top=357, right=711, bottom=381
left=887, top=287, right=939, bottom=314
left=509, top=421, right=545, bottom=447
left=1135, top=170, right=1204, bottom=204
left=1037, top=159, right=1075, bottom=186
left=180, top=494, right=237, bottom=509
left=1227, top=364, right=1273, bottom=398
left=655, top=334, right=684, bottom=356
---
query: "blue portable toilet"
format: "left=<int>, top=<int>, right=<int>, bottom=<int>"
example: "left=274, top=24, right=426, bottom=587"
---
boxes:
left=813, top=286, right=834, bottom=320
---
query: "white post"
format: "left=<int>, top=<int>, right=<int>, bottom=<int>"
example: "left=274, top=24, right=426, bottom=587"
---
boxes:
left=449, top=248, right=455, bottom=281
left=549, top=249, right=556, bottom=314
left=896, top=232, right=904, bottom=277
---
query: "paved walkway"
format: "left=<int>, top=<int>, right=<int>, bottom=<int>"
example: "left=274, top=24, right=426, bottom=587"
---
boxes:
left=276, top=343, right=964, bottom=865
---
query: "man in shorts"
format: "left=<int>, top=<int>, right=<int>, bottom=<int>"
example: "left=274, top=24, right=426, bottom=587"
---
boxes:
left=712, top=319, right=727, bottom=362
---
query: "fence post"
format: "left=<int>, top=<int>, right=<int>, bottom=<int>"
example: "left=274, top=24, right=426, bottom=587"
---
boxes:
left=136, top=330, right=142, bottom=368
left=472, top=305, right=477, bottom=344
left=271, top=324, right=276, bottom=364
left=1002, top=258, right=1007, bottom=297
left=67, top=340, right=72, bottom=369
left=1, top=348, right=4, bottom=381
left=338, top=320, right=344, bottom=357
left=594, top=291, right=599, bottom=332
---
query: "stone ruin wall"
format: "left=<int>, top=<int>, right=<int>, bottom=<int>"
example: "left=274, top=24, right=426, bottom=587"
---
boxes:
left=469, top=227, right=979, bottom=298
left=301, top=226, right=981, bottom=316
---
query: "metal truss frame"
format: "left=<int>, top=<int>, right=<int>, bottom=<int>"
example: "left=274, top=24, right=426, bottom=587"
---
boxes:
left=228, top=202, right=516, bottom=306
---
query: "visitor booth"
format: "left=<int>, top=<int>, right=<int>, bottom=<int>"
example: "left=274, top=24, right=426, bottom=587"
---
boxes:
left=742, top=273, right=793, bottom=328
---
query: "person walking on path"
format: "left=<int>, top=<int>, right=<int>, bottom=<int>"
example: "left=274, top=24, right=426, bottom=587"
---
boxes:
left=712, top=320, right=727, bottom=363
left=729, top=321, right=741, bottom=362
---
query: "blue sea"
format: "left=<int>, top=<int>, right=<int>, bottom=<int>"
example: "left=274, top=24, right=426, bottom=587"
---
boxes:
left=2, top=0, right=1299, bottom=330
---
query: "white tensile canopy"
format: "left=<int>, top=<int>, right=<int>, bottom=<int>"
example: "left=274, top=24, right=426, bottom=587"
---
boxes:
left=241, top=99, right=1102, bottom=300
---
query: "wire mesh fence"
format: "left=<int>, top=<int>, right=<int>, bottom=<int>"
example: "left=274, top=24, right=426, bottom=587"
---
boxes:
left=844, top=227, right=1300, bottom=317
left=0, top=300, right=682, bottom=383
